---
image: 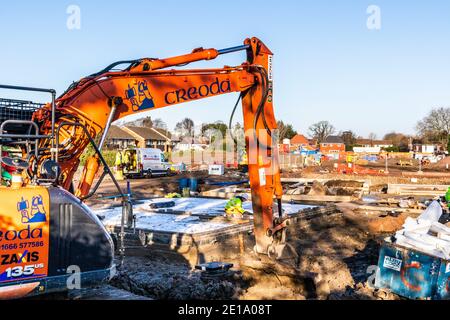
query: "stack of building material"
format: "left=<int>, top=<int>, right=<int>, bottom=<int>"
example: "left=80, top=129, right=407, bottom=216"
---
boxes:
left=394, top=201, right=450, bottom=260
left=388, top=184, right=450, bottom=197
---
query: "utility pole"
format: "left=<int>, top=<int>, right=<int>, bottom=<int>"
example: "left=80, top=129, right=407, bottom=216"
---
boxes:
left=385, top=153, right=389, bottom=174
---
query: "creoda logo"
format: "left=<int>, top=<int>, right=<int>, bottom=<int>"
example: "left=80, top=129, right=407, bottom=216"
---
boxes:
left=165, top=77, right=231, bottom=105
left=125, top=80, right=155, bottom=111
left=17, top=195, right=47, bottom=224
left=0, top=225, right=43, bottom=242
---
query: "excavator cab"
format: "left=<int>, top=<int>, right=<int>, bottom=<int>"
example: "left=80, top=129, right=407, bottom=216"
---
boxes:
left=0, top=86, right=115, bottom=300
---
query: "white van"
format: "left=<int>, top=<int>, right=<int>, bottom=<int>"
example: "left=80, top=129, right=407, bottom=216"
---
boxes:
left=122, top=148, right=171, bottom=178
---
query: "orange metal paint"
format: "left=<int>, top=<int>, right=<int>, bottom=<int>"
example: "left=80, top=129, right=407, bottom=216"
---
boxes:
left=0, top=282, right=40, bottom=300
left=131, top=48, right=220, bottom=72
left=32, top=37, right=282, bottom=254
left=241, top=38, right=282, bottom=253
left=76, top=155, right=100, bottom=198
left=0, top=186, right=50, bottom=296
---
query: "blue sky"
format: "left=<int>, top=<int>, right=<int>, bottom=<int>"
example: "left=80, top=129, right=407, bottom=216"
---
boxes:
left=1, top=1, right=450, bottom=138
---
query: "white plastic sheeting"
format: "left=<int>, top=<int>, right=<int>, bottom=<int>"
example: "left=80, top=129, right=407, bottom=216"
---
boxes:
left=394, top=201, right=450, bottom=259
left=142, top=198, right=314, bottom=216
left=95, top=198, right=316, bottom=235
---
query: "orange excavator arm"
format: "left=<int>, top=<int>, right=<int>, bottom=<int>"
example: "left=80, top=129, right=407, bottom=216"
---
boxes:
left=33, top=37, right=285, bottom=256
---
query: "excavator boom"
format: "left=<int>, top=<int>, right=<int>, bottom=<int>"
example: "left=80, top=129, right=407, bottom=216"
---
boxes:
left=35, top=37, right=284, bottom=255
left=0, top=37, right=287, bottom=299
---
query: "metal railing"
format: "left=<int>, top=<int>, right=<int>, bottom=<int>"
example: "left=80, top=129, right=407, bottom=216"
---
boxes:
left=0, top=98, right=43, bottom=126
left=0, top=84, right=56, bottom=160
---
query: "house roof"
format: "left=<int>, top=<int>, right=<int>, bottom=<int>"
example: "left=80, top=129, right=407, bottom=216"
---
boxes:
left=356, top=139, right=393, bottom=146
left=107, top=126, right=136, bottom=140
left=152, top=128, right=172, bottom=139
left=290, top=134, right=309, bottom=145
left=178, top=137, right=208, bottom=145
left=322, top=136, right=345, bottom=144
left=125, top=126, right=167, bottom=141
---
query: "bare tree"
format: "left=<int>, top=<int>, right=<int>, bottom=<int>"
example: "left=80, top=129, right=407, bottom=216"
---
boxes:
left=368, top=133, right=378, bottom=141
left=308, top=121, right=335, bottom=144
left=175, top=118, right=195, bottom=138
left=417, top=107, right=450, bottom=146
left=127, top=116, right=153, bottom=128
left=152, top=118, right=167, bottom=130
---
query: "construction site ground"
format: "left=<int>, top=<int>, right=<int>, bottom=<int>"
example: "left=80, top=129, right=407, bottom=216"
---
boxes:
left=75, top=164, right=450, bottom=301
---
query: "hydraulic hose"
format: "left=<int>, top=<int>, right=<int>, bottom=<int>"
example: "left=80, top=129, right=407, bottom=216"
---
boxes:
left=254, top=67, right=272, bottom=136
left=252, top=66, right=274, bottom=150
left=59, top=60, right=143, bottom=99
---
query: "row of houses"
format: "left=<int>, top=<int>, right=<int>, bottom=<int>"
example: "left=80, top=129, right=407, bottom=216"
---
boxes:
left=283, top=134, right=444, bottom=159
left=281, top=134, right=345, bottom=159
left=106, top=124, right=445, bottom=158
left=105, top=125, right=210, bottom=152
left=105, top=126, right=176, bottom=151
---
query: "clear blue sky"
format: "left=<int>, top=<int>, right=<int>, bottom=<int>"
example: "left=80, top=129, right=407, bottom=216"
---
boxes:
left=1, top=1, right=450, bottom=138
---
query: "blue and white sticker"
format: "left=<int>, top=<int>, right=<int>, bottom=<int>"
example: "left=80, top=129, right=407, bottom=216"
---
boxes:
left=383, top=256, right=402, bottom=272
left=259, top=168, right=267, bottom=187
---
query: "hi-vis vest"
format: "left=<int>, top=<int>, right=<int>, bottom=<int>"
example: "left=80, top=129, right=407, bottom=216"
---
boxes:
left=115, top=152, right=122, bottom=166
left=225, top=197, right=245, bottom=214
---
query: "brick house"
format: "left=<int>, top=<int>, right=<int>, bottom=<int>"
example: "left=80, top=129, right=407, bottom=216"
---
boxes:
left=105, top=126, right=138, bottom=149
left=290, top=134, right=309, bottom=148
left=412, top=144, right=445, bottom=154
left=290, top=134, right=317, bottom=152
left=320, top=136, right=346, bottom=159
left=121, top=126, right=177, bottom=152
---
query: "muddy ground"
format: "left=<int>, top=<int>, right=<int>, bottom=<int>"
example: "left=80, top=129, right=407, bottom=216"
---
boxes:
left=109, top=222, right=400, bottom=300
left=81, top=169, right=447, bottom=300
left=106, top=202, right=403, bottom=300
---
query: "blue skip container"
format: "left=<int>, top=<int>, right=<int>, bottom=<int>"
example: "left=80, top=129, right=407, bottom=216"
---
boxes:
left=375, top=240, right=450, bottom=300
left=178, top=178, right=189, bottom=192
left=178, top=178, right=199, bottom=192
left=189, top=178, right=198, bottom=192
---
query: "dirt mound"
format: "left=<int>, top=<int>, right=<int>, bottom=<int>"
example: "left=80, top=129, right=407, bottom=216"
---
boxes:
left=111, top=255, right=247, bottom=300
left=308, top=181, right=329, bottom=196
left=325, top=180, right=364, bottom=188
left=431, top=156, right=450, bottom=170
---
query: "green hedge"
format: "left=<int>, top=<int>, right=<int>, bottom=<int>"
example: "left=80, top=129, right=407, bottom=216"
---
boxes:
left=79, top=146, right=117, bottom=167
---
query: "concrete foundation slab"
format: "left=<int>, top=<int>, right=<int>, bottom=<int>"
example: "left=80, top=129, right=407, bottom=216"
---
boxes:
left=96, top=198, right=315, bottom=235
left=93, top=198, right=337, bottom=260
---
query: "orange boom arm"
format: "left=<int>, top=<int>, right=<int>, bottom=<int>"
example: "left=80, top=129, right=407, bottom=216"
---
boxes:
left=33, top=37, right=284, bottom=256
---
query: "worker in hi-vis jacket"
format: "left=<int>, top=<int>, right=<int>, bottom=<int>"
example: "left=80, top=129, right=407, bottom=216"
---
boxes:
left=225, top=194, right=250, bottom=219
